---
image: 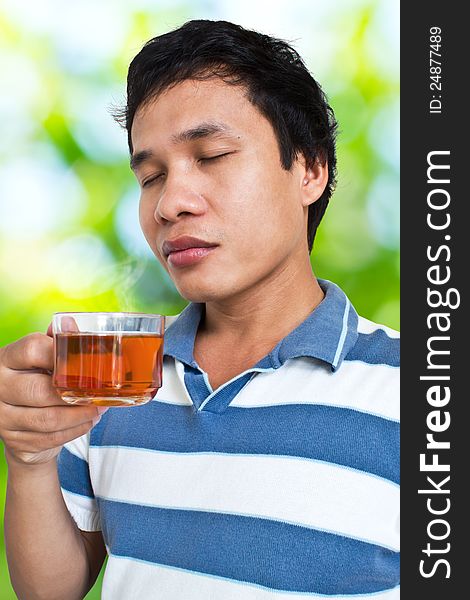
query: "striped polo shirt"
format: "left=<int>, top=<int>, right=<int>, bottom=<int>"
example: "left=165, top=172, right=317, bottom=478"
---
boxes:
left=57, top=279, right=400, bottom=599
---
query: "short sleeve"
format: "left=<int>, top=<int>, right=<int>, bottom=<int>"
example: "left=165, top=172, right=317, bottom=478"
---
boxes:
left=57, top=431, right=101, bottom=532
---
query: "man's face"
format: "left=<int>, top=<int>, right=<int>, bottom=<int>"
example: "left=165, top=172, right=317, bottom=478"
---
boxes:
left=131, top=78, right=313, bottom=303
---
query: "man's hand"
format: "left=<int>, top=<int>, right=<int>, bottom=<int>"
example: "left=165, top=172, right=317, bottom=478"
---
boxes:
left=0, top=331, right=106, bottom=467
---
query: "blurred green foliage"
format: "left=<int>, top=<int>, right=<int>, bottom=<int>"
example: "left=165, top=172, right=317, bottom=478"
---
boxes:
left=0, top=1, right=398, bottom=597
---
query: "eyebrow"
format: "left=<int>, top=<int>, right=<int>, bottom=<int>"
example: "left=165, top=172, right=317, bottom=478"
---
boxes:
left=130, top=121, right=237, bottom=171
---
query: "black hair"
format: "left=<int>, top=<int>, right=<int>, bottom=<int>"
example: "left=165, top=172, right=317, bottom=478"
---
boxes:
left=113, top=19, right=338, bottom=252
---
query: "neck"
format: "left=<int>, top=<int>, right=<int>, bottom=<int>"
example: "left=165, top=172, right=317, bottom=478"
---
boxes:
left=199, top=253, right=324, bottom=346
left=192, top=248, right=324, bottom=389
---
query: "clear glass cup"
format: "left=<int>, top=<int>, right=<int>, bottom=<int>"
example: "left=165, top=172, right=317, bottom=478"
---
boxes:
left=52, top=312, right=165, bottom=406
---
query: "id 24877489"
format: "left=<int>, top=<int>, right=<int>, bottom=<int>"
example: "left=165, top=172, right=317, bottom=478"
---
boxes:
left=429, top=26, right=442, bottom=114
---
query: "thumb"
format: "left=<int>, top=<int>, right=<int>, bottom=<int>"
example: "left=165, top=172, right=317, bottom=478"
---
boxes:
left=47, top=316, right=79, bottom=338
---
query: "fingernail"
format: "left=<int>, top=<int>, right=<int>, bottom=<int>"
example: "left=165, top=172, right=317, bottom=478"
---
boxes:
left=92, top=416, right=101, bottom=427
left=97, top=407, right=110, bottom=415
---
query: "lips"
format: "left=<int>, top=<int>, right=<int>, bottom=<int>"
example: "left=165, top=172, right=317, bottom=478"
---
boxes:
left=162, top=236, right=218, bottom=268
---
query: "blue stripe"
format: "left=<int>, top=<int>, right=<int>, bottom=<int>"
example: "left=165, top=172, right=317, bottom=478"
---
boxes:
left=97, top=493, right=398, bottom=550
left=345, top=331, right=399, bottom=367
left=91, top=402, right=399, bottom=484
left=99, top=500, right=399, bottom=595
left=57, top=446, right=95, bottom=498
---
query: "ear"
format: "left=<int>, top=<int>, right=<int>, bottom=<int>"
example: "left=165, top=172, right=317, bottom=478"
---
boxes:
left=300, top=158, right=329, bottom=208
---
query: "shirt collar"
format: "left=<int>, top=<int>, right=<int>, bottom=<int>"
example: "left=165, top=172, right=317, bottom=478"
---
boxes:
left=163, top=279, right=358, bottom=372
left=163, top=301, right=204, bottom=369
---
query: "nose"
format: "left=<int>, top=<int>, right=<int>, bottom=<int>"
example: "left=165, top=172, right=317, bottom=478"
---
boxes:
left=153, top=172, right=207, bottom=225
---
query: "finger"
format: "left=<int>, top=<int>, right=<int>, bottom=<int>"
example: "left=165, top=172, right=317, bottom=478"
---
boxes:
left=61, top=316, right=79, bottom=333
left=53, top=315, right=80, bottom=334
left=1, top=402, right=103, bottom=434
left=1, top=333, right=53, bottom=371
left=4, top=420, right=98, bottom=453
left=0, top=372, right=68, bottom=408
left=46, top=322, right=53, bottom=338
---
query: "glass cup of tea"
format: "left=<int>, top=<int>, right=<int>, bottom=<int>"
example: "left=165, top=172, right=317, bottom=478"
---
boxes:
left=52, top=312, right=165, bottom=407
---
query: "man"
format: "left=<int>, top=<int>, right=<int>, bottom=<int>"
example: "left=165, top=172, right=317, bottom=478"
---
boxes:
left=1, top=20, right=399, bottom=599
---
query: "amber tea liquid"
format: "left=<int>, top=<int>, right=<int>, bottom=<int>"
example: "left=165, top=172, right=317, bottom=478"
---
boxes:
left=53, top=332, right=163, bottom=406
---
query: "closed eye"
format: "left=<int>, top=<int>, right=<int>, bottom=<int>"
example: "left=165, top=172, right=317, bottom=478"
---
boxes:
left=142, top=173, right=165, bottom=188
left=141, top=152, right=233, bottom=187
left=198, top=152, right=232, bottom=164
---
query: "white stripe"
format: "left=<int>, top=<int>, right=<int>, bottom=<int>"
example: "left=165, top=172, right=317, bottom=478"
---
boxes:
left=153, top=358, right=192, bottom=405
left=230, top=358, right=400, bottom=422
left=202, top=369, right=213, bottom=392
left=60, top=488, right=101, bottom=532
left=90, top=448, right=399, bottom=551
left=102, top=555, right=400, bottom=600
left=333, top=297, right=351, bottom=368
left=164, top=314, right=181, bottom=330
left=63, top=430, right=91, bottom=460
left=357, top=317, right=400, bottom=339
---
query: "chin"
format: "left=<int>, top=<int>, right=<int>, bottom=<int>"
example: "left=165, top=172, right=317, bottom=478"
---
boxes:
left=173, top=276, right=236, bottom=304
left=175, top=286, right=228, bottom=304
